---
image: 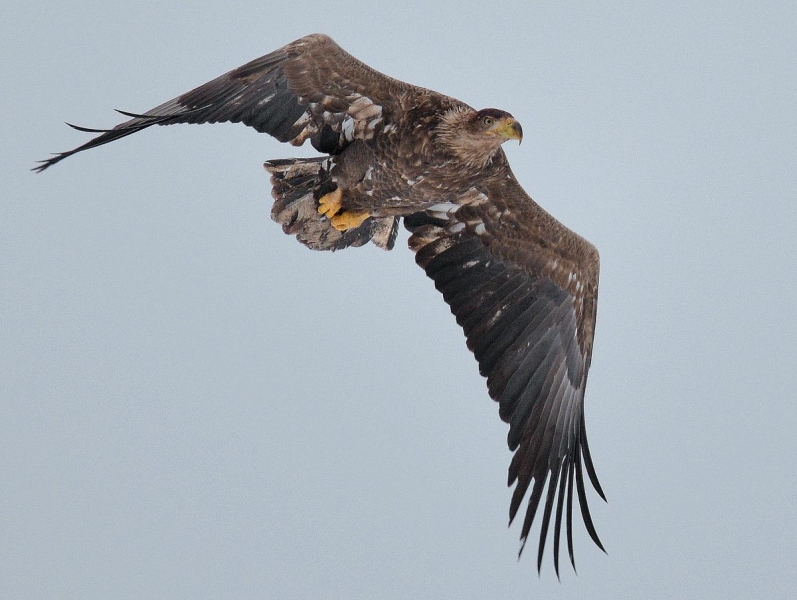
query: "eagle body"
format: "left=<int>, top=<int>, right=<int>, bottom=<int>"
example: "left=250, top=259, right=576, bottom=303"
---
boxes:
left=36, top=34, right=605, bottom=576
left=320, top=125, right=506, bottom=216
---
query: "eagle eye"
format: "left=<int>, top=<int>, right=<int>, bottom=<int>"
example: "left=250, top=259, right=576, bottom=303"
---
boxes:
left=483, top=116, right=495, bottom=126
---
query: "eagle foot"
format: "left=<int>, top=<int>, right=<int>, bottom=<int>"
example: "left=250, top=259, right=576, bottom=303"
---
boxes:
left=318, top=187, right=343, bottom=218
left=318, top=187, right=369, bottom=230
left=331, top=210, right=370, bottom=231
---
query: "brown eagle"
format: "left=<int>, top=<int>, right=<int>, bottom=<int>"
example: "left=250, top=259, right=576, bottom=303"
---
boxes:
left=35, top=34, right=605, bottom=575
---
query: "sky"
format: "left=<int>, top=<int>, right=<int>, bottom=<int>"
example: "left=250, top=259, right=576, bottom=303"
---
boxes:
left=3, top=1, right=796, bottom=599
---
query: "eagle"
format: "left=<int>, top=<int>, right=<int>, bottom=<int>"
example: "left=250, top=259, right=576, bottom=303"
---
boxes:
left=35, top=34, right=605, bottom=575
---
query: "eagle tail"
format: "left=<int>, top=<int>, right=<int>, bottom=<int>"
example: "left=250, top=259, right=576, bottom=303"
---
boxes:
left=264, top=158, right=398, bottom=252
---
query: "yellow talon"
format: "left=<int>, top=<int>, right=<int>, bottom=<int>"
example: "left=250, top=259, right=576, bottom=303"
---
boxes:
left=318, top=188, right=369, bottom=230
left=318, top=187, right=343, bottom=218
left=331, top=210, right=370, bottom=231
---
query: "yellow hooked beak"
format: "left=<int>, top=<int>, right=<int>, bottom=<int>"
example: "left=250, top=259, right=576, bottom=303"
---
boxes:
left=495, top=117, right=523, bottom=144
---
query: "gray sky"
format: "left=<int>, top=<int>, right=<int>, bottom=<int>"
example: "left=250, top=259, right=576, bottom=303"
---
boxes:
left=3, top=1, right=796, bottom=598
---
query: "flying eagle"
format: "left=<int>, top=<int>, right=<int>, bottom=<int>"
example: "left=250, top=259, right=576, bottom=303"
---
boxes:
left=36, top=34, right=605, bottom=575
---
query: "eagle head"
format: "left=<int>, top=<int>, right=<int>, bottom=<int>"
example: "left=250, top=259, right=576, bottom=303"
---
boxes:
left=471, top=108, right=523, bottom=144
left=438, top=107, right=523, bottom=167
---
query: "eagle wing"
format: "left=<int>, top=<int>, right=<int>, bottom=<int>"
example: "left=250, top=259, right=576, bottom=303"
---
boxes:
left=34, top=34, right=414, bottom=171
left=405, top=164, right=604, bottom=575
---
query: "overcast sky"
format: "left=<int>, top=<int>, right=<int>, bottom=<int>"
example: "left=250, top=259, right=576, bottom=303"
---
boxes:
left=3, top=1, right=796, bottom=599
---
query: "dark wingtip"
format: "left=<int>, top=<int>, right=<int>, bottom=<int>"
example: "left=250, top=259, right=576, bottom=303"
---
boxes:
left=66, top=121, right=117, bottom=133
left=580, top=415, right=607, bottom=502
left=31, top=154, right=62, bottom=173
left=575, top=454, right=606, bottom=553
left=114, top=108, right=159, bottom=119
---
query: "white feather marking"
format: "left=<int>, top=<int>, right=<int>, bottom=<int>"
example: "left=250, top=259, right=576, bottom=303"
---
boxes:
left=474, top=223, right=486, bottom=236
left=342, top=117, right=355, bottom=141
left=354, top=104, right=382, bottom=120
left=258, top=91, right=277, bottom=105
left=428, top=202, right=459, bottom=214
left=348, top=96, right=383, bottom=120
left=433, top=238, right=456, bottom=253
left=487, top=308, right=503, bottom=327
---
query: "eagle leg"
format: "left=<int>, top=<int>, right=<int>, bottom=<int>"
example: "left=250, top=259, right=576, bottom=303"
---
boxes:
left=317, top=187, right=370, bottom=231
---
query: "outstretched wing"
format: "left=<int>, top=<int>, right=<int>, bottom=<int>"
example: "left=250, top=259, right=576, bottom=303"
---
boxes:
left=405, top=164, right=605, bottom=576
left=34, top=34, right=412, bottom=172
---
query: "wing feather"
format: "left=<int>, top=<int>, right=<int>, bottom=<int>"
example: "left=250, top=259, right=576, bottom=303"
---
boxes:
left=537, top=464, right=562, bottom=572
left=552, top=458, right=571, bottom=577
left=405, top=167, right=604, bottom=573
left=34, top=34, right=414, bottom=172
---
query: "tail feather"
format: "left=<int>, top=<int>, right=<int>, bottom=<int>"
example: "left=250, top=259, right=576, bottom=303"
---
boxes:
left=264, top=158, right=398, bottom=251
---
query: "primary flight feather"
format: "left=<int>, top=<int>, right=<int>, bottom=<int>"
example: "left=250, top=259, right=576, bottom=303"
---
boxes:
left=36, top=34, right=605, bottom=575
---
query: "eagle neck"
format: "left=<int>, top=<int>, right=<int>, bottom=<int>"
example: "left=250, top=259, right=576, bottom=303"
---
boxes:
left=436, top=107, right=501, bottom=170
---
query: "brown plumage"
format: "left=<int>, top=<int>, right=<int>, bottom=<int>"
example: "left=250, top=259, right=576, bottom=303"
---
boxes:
left=35, top=34, right=605, bottom=575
